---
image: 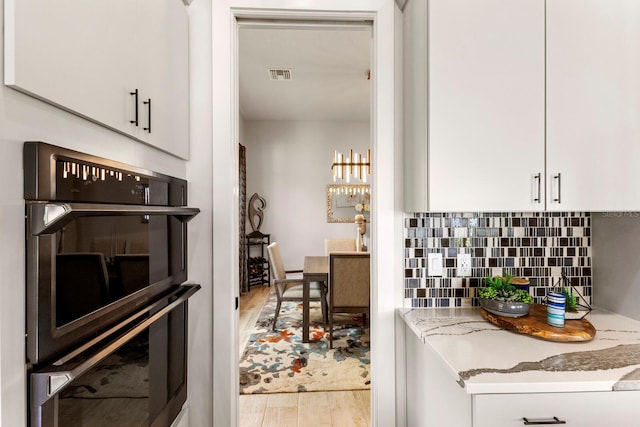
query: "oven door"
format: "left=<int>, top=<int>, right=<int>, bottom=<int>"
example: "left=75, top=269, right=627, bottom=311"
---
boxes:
left=29, top=284, right=199, bottom=427
left=26, top=202, right=199, bottom=366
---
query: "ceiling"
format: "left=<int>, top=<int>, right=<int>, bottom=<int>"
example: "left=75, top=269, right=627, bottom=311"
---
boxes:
left=238, top=24, right=372, bottom=122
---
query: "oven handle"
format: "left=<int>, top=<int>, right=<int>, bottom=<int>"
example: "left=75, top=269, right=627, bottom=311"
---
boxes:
left=28, top=202, right=200, bottom=235
left=30, top=284, right=200, bottom=407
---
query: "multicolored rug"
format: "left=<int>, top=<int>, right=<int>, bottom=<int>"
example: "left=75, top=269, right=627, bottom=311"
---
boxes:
left=239, top=291, right=370, bottom=394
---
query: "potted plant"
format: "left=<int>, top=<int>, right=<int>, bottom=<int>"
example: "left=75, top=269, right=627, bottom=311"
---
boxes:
left=478, top=272, right=533, bottom=317
left=561, top=285, right=591, bottom=320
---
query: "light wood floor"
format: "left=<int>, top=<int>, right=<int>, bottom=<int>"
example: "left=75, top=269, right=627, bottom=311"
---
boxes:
left=238, top=285, right=371, bottom=427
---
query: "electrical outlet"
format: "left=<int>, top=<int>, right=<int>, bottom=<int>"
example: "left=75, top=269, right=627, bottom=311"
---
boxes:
left=457, top=253, right=472, bottom=277
left=428, top=253, right=443, bottom=276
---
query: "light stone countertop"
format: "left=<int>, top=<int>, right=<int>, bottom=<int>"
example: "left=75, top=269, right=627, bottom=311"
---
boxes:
left=399, top=307, right=640, bottom=394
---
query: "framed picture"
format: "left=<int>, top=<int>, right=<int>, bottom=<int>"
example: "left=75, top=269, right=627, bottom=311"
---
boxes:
left=327, top=184, right=370, bottom=223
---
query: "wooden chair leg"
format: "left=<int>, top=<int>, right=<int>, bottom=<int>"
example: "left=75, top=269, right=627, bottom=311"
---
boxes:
left=321, top=283, right=328, bottom=328
left=329, top=310, right=334, bottom=349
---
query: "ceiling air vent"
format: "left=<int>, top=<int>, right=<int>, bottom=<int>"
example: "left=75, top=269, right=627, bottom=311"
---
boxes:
left=268, top=69, right=293, bottom=81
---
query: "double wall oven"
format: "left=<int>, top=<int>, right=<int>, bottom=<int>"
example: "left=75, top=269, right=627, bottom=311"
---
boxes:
left=24, top=142, right=200, bottom=427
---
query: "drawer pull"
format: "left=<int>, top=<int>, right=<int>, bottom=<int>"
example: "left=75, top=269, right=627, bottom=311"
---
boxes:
left=523, top=416, right=566, bottom=425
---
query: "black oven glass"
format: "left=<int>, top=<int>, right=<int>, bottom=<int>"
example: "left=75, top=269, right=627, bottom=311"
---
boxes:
left=58, top=330, right=151, bottom=426
left=55, top=215, right=171, bottom=327
left=39, top=300, right=187, bottom=427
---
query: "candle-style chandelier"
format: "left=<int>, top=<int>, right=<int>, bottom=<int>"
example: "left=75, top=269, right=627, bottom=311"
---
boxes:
left=331, top=148, right=371, bottom=183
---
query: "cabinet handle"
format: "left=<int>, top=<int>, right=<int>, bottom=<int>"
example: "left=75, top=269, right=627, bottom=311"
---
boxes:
left=522, top=416, right=566, bottom=425
left=532, top=173, right=541, bottom=203
left=129, top=89, right=139, bottom=126
left=553, top=173, right=561, bottom=203
left=143, top=98, right=152, bottom=133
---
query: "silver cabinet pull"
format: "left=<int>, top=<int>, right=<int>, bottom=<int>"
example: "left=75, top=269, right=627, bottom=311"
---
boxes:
left=523, top=416, right=567, bottom=425
left=552, top=173, right=562, bottom=203
left=532, top=173, right=541, bottom=203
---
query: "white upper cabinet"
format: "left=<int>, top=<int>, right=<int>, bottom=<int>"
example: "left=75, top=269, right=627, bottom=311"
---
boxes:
left=404, top=0, right=546, bottom=212
left=429, top=0, right=545, bottom=212
left=403, top=0, right=429, bottom=212
left=5, top=0, right=138, bottom=136
left=4, top=0, right=189, bottom=159
left=136, top=0, right=190, bottom=158
left=546, top=0, right=640, bottom=211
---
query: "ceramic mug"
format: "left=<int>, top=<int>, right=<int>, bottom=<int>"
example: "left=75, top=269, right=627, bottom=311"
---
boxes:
left=547, top=291, right=566, bottom=327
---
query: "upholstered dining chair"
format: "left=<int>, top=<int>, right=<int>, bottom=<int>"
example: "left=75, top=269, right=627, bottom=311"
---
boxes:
left=328, top=252, right=370, bottom=348
left=324, top=238, right=357, bottom=254
left=266, top=242, right=327, bottom=331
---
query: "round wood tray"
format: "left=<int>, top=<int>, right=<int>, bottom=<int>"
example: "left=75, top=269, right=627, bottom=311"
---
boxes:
left=480, top=303, right=596, bottom=342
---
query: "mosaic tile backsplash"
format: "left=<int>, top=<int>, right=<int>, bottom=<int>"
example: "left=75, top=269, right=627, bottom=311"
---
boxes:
left=404, top=212, right=592, bottom=308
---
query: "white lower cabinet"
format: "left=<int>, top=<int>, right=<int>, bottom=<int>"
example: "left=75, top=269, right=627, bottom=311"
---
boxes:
left=405, top=324, right=640, bottom=427
left=405, top=325, right=472, bottom=427
left=474, top=391, right=640, bottom=427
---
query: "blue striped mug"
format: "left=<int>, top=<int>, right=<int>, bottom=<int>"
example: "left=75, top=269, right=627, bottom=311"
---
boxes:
left=547, top=291, right=566, bottom=327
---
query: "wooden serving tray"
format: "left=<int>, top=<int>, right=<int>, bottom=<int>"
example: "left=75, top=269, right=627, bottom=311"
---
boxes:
left=480, top=303, right=596, bottom=342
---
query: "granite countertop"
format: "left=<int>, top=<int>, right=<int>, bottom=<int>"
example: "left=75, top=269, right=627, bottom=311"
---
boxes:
left=399, top=307, right=640, bottom=394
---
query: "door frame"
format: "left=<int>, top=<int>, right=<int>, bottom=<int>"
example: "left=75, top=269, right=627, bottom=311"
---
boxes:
left=210, top=1, right=403, bottom=426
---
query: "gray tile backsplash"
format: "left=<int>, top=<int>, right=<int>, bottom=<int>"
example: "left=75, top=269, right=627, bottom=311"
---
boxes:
left=404, top=212, right=592, bottom=308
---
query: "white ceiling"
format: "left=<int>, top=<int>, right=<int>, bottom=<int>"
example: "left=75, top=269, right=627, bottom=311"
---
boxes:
left=238, top=25, right=372, bottom=122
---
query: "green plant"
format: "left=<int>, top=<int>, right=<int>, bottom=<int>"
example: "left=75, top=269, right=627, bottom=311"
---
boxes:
left=563, top=286, right=578, bottom=312
left=478, top=272, right=533, bottom=304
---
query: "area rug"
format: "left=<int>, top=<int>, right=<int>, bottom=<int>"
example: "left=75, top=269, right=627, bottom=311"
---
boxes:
left=239, top=291, right=370, bottom=394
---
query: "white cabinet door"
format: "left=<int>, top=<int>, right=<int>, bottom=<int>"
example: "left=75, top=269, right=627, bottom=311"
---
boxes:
left=405, top=324, right=472, bottom=427
left=5, top=0, right=189, bottom=159
left=137, top=0, right=190, bottom=159
left=403, top=0, right=429, bottom=212
left=428, top=0, right=545, bottom=212
left=474, top=391, right=640, bottom=427
left=5, top=0, right=139, bottom=137
left=546, top=0, right=640, bottom=211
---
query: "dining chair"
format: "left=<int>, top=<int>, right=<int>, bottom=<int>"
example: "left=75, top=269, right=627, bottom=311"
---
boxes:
left=266, top=242, right=327, bottom=331
left=328, top=252, right=370, bottom=348
left=324, top=238, right=357, bottom=254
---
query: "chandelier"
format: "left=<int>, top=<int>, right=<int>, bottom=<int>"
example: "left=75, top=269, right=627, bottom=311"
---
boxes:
left=331, top=149, right=371, bottom=183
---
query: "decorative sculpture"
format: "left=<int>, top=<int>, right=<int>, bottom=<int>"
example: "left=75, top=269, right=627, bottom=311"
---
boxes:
left=248, top=193, right=267, bottom=232
left=355, top=214, right=367, bottom=252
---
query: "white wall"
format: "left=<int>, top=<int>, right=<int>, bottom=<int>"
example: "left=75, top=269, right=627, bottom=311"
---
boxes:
left=0, top=2, right=213, bottom=425
left=592, top=214, right=640, bottom=320
left=243, top=119, right=370, bottom=269
left=185, top=2, right=214, bottom=426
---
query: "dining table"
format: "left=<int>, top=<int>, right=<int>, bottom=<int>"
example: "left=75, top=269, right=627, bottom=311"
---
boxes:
left=301, top=255, right=328, bottom=343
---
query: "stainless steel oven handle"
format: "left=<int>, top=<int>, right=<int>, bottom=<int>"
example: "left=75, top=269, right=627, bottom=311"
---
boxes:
left=28, top=202, right=200, bottom=235
left=53, top=284, right=193, bottom=366
left=30, top=284, right=200, bottom=407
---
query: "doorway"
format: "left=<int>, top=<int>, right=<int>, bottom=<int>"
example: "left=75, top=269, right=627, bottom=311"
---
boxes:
left=237, top=20, right=372, bottom=426
left=207, top=3, right=399, bottom=426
